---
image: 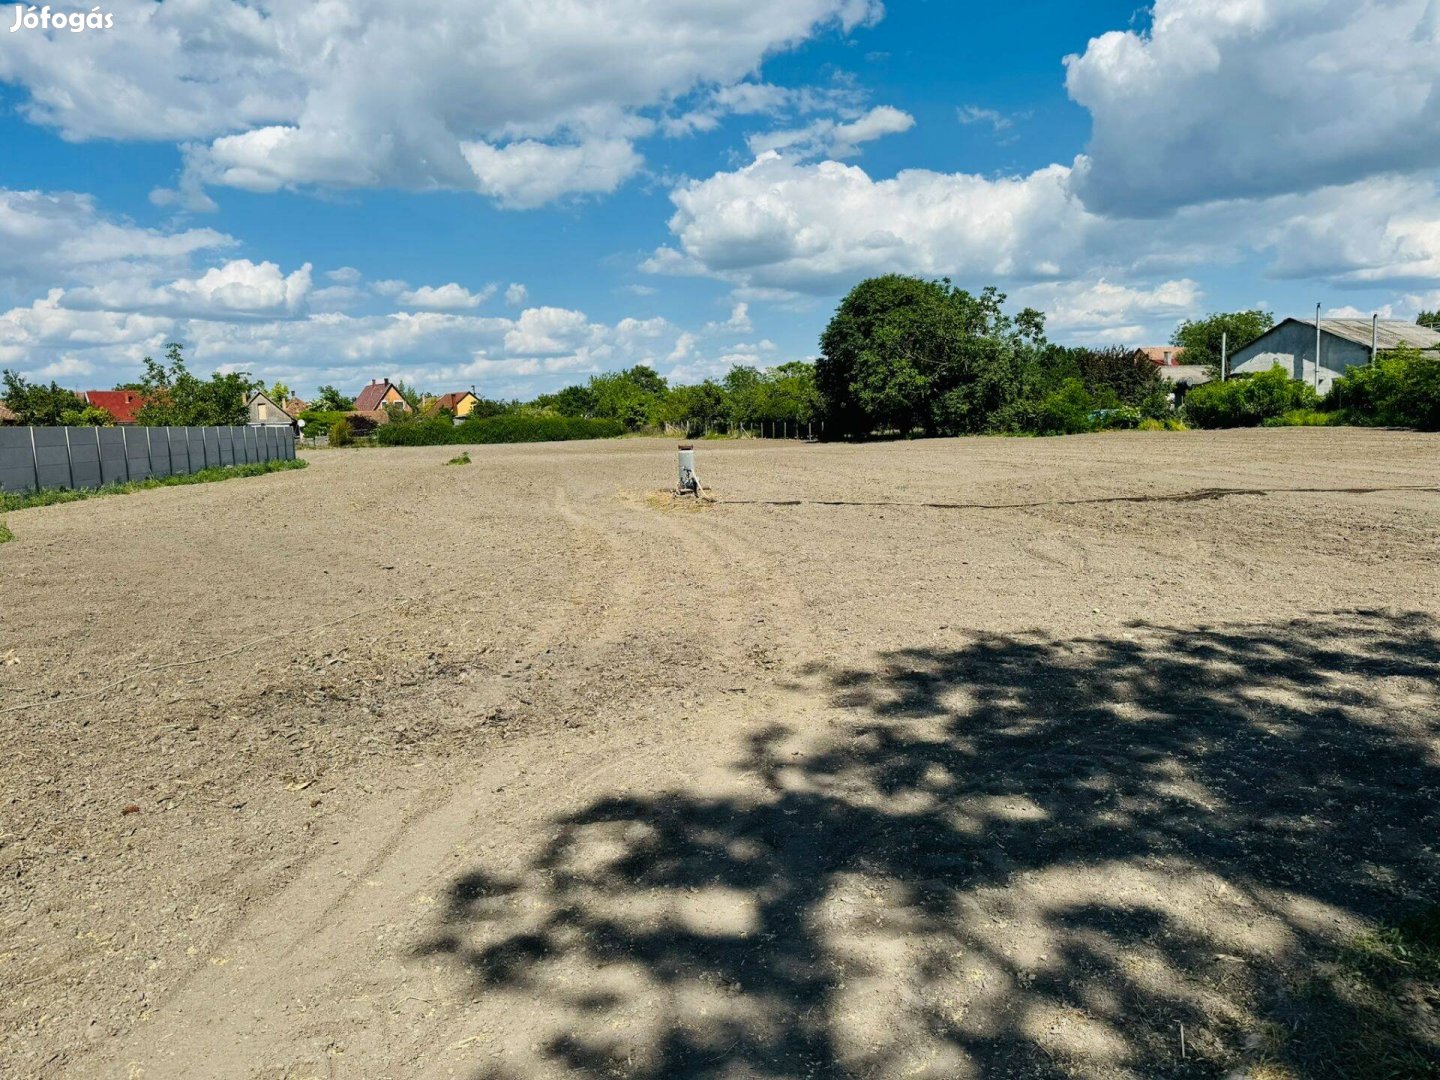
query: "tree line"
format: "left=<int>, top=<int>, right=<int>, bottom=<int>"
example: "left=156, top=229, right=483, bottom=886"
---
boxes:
left=7, top=287, right=1436, bottom=436
left=2, top=344, right=260, bottom=427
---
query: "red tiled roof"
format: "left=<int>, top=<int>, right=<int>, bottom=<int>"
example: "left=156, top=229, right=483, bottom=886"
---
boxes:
left=354, top=380, right=409, bottom=412
left=0, top=401, right=18, bottom=424
left=84, top=390, right=149, bottom=424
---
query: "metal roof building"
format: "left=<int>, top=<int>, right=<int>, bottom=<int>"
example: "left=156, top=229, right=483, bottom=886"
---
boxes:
left=1228, top=318, right=1440, bottom=394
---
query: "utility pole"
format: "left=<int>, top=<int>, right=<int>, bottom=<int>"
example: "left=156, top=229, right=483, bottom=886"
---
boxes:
left=1220, top=331, right=1228, bottom=382
left=1371, top=313, right=1378, bottom=364
left=1314, top=303, right=1322, bottom=392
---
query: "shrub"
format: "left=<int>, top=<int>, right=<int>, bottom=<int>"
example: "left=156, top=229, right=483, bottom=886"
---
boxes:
left=1182, top=368, right=1319, bottom=428
left=299, top=409, right=350, bottom=435
left=329, top=417, right=353, bottom=446
left=1328, top=347, right=1440, bottom=431
left=1031, top=379, right=1096, bottom=436
left=444, top=451, right=472, bottom=466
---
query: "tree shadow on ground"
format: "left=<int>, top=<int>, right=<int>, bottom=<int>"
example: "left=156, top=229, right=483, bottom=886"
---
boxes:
left=419, top=611, right=1440, bottom=1079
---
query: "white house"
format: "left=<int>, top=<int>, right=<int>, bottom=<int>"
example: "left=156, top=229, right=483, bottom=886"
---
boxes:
left=1228, top=318, right=1440, bottom=395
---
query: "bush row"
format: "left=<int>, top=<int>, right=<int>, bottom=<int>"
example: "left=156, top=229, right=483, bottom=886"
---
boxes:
left=374, top=412, right=626, bottom=447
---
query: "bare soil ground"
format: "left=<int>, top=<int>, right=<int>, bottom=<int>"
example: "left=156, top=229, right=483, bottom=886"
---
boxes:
left=2, top=429, right=1438, bottom=1080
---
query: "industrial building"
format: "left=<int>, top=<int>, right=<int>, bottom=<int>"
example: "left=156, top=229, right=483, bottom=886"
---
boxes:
left=1228, top=318, right=1440, bottom=394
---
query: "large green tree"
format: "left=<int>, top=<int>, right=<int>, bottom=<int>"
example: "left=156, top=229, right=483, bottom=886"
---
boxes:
left=1170, top=310, right=1274, bottom=375
left=817, top=276, right=1046, bottom=438
left=134, top=343, right=253, bottom=426
left=589, top=366, right=669, bottom=430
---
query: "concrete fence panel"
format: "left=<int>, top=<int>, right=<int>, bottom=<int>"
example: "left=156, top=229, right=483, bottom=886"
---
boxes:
left=123, top=427, right=153, bottom=483
left=0, top=424, right=294, bottom=497
left=32, top=427, right=73, bottom=491
left=97, top=428, right=128, bottom=486
left=0, top=428, right=38, bottom=494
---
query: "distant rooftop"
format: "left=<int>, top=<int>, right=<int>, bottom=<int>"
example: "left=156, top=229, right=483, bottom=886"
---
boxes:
left=1134, top=346, right=1187, bottom=366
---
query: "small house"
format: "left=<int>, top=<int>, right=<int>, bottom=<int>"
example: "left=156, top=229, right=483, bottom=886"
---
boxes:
left=429, top=391, right=481, bottom=418
left=246, top=390, right=297, bottom=429
left=354, top=379, right=412, bottom=413
left=1228, top=319, right=1440, bottom=394
left=0, top=401, right=18, bottom=425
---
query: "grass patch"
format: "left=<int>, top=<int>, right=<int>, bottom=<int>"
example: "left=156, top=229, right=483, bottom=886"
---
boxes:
left=0, top=457, right=307, bottom=515
left=1261, top=408, right=1343, bottom=427
left=444, top=451, right=472, bottom=466
left=1138, top=416, right=1189, bottom=431
left=0, top=519, right=12, bottom=545
left=1267, top=905, right=1440, bottom=1077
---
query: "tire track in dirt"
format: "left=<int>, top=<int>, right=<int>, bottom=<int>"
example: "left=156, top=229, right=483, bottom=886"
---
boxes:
left=76, top=477, right=795, bottom=1080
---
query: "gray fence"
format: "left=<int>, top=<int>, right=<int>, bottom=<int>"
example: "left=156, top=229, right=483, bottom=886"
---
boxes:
left=0, top=425, right=295, bottom=496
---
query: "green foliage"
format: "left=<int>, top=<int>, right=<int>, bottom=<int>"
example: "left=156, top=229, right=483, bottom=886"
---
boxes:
left=0, top=458, right=306, bottom=514
left=59, top=405, right=117, bottom=427
left=329, top=417, right=354, bottom=446
left=590, top=366, right=667, bottom=429
left=532, top=385, right=597, bottom=418
left=444, top=451, right=472, bottom=466
left=1417, top=310, right=1440, bottom=331
left=818, top=276, right=1047, bottom=438
left=530, top=360, right=818, bottom=435
left=1138, top=417, right=1188, bottom=431
left=298, top=409, right=349, bottom=434
left=372, top=416, right=454, bottom=445
left=1, top=370, right=110, bottom=425
left=1171, top=309, right=1275, bottom=375
left=0, top=518, right=12, bottom=545
left=1182, top=368, right=1319, bottom=428
left=375, top=412, right=624, bottom=446
left=134, top=343, right=252, bottom=426
left=1327, top=347, right=1440, bottom=430
left=466, top=396, right=513, bottom=420
left=659, top=380, right=727, bottom=427
left=1030, top=379, right=1097, bottom=436
left=1261, top=408, right=1341, bottom=427
left=313, top=385, right=354, bottom=411
left=266, top=381, right=291, bottom=406
left=1044, top=345, right=1170, bottom=417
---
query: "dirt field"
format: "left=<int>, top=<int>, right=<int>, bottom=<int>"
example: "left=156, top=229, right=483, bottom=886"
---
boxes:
left=2, top=429, right=1438, bottom=1079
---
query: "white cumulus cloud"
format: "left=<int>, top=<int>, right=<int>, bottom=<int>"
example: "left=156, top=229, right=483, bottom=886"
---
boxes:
left=1065, top=0, right=1440, bottom=214
left=397, top=283, right=496, bottom=311
left=0, top=0, right=883, bottom=207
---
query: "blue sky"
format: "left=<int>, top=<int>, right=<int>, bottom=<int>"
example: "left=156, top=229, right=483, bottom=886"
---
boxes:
left=2, top=0, right=1438, bottom=399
